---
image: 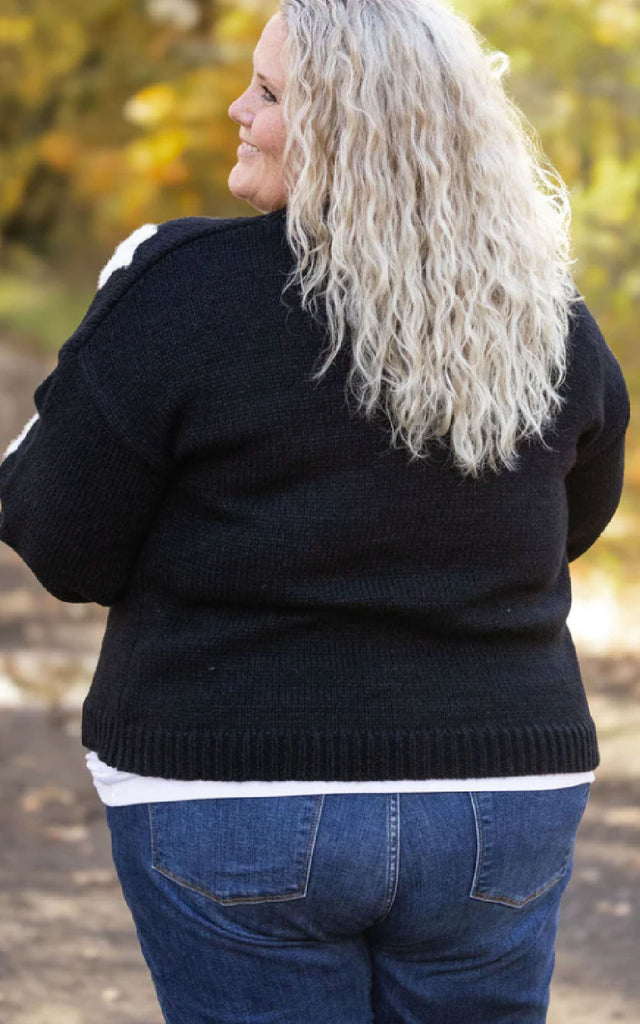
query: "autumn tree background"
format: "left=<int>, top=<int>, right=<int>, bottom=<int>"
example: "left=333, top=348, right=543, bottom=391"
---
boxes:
left=1, top=0, right=638, bottom=646
left=0, top=6, right=638, bottom=1019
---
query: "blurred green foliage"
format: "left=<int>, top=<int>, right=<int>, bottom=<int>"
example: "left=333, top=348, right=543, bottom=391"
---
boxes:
left=0, top=0, right=637, bottom=583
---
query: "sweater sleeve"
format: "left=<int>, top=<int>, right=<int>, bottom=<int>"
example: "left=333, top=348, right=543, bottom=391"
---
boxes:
left=0, top=351, right=171, bottom=605
left=0, top=224, right=186, bottom=606
left=565, top=302, right=631, bottom=563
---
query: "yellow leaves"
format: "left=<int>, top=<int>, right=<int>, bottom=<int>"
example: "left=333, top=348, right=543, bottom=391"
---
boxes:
left=1, top=170, right=26, bottom=217
left=38, top=131, right=81, bottom=173
left=455, top=0, right=513, bottom=22
left=75, top=128, right=192, bottom=214
left=198, top=122, right=233, bottom=151
left=0, top=16, right=33, bottom=43
left=625, top=440, right=640, bottom=489
left=593, top=1, right=640, bottom=49
left=47, top=20, right=87, bottom=77
left=119, top=179, right=160, bottom=225
left=551, top=89, right=576, bottom=122
left=179, top=67, right=241, bottom=120
left=121, top=68, right=242, bottom=167
left=0, top=140, right=39, bottom=218
left=13, top=19, right=85, bottom=106
left=146, top=0, right=201, bottom=32
left=593, top=153, right=638, bottom=226
left=175, top=189, right=203, bottom=217
left=123, top=69, right=236, bottom=131
left=73, top=149, right=123, bottom=200
left=578, top=264, right=610, bottom=294
left=212, top=2, right=276, bottom=61
left=585, top=154, right=640, bottom=226
left=13, top=19, right=87, bottom=101
left=215, top=8, right=259, bottom=44
left=125, top=128, right=190, bottom=180
left=124, top=83, right=178, bottom=127
left=507, top=48, right=533, bottom=76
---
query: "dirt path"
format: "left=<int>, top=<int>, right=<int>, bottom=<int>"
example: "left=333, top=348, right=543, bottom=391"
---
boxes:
left=0, top=340, right=638, bottom=1023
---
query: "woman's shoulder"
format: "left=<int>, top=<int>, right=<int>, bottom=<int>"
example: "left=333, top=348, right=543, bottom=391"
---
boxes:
left=97, top=210, right=281, bottom=290
left=60, top=208, right=286, bottom=359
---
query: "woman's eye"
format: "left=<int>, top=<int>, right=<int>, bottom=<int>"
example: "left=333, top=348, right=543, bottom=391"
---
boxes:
left=261, top=85, right=277, bottom=103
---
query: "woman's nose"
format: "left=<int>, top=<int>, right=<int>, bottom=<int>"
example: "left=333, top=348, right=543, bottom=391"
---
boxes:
left=229, top=91, right=252, bottom=124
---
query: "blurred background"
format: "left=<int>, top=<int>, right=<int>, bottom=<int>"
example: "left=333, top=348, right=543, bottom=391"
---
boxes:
left=0, top=1, right=637, bottom=1022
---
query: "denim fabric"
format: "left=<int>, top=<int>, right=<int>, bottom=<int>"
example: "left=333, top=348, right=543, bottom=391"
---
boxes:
left=106, top=784, right=590, bottom=1024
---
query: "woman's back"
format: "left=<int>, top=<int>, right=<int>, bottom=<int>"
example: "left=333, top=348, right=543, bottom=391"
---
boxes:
left=0, top=206, right=628, bottom=781
left=0, top=2, right=632, bottom=1019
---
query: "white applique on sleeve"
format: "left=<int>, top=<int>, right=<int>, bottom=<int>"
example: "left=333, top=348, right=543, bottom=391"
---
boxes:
left=1, top=224, right=159, bottom=466
left=2, top=412, right=39, bottom=462
left=97, top=223, right=159, bottom=290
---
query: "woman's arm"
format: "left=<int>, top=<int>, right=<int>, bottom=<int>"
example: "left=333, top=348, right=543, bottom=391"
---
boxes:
left=564, top=302, right=631, bottom=563
left=0, top=220, right=209, bottom=604
left=0, top=348, right=171, bottom=605
left=565, top=425, right=627, bottom=562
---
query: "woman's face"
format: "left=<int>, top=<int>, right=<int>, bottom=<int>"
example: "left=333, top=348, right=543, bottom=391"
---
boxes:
left=227, top=13, right=288, bottom=213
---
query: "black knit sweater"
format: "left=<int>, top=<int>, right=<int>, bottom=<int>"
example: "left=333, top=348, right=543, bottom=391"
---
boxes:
left=0, top=207, right=630, bottom=780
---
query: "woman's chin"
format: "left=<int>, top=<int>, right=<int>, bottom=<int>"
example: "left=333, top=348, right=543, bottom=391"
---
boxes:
left=227, top=177, right=251, bottom=203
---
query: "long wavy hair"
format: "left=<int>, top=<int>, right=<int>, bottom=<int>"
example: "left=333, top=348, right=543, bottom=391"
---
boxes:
left=277, top=0, right=582, bottom=477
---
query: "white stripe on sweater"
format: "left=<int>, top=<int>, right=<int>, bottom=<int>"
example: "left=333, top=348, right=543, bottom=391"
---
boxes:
left=1, top=224, right=160, bottom=465
left=2, top=412, right=39, bottom=462
left=97, top=223, right=158, bottom=289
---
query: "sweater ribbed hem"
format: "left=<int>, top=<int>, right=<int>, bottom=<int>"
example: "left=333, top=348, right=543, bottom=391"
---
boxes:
left=82, top=707, right=599, bottom=781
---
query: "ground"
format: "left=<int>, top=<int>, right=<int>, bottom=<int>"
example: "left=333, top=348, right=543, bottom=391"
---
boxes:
left=0, top=340, right=638, bottom=1023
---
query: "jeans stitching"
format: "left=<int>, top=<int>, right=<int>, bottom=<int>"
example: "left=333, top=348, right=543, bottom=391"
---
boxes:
left=151, top=862, right=309, bottom=905
left=468, top=786, right=590, bottom=908
left=369, top=793, right=400, bottom=926
left=299, top=793, right=326, bottom=897
left=469, top=792, right=484, bottom=898
left=471, top=871, right=566, bottom=908
left=148, top=795, right=325, bottom=905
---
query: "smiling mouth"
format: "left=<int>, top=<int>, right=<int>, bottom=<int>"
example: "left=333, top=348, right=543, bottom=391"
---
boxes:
left=239, top=142, right=260, bottom=155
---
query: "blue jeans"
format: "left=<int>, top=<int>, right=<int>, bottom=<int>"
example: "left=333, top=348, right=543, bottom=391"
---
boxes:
left=106, top=784, right=590, bottom=1024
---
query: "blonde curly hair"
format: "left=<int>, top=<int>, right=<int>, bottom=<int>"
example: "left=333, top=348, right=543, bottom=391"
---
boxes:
left=277, top=0, right=582, bottom=477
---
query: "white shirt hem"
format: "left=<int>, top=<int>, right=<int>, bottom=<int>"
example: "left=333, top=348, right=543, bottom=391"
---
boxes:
left=85, top=751, right=595, bottom=807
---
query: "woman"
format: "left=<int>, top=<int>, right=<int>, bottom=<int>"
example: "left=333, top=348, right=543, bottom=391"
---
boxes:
left=0, top=1, right=630, bottom=1022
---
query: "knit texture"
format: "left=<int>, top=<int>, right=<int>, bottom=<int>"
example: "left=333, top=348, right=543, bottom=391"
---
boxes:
left=0, top=207, right=630, bottom=780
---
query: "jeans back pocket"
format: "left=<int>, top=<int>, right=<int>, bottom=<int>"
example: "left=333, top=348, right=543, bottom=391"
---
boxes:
left=149, top=794, right=325, bottom=906
left=469, top=783, right=591, bottom=908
